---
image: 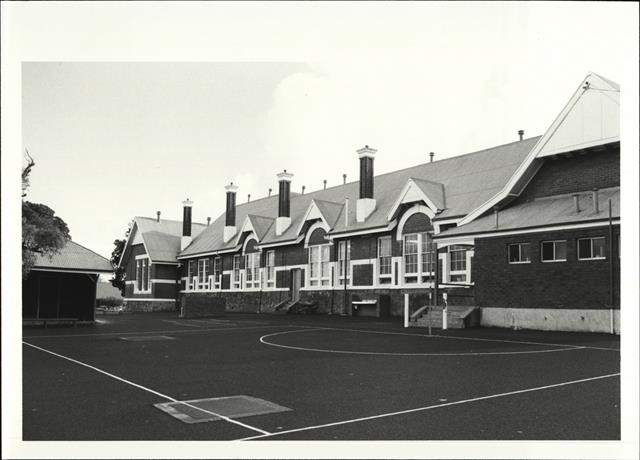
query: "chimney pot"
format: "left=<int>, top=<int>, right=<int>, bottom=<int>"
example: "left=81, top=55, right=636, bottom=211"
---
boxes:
left=268, top=188, right=272, bottom=197
left=302, top=185, right=306, bottom=194
left=429, top=152, right=435, bottom=163
left=247, top=194, right=251, bottom=202
left=156, top=211, right=161, bottom=222
left=207, top=217, right=211, bottom=226
left=343, top=174, right=347, bottom=184
left=323, top=180, right=327, bottom=190
left=518, top=130, right=524, bottom=141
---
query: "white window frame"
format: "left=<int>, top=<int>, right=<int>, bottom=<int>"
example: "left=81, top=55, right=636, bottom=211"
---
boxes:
left=577, top=237, right=606, bottom=261
left=213, top=256, right=222, bottom=290
left=232, top=254, right=241, bottom=289
left=196, top=258, right=210, bottom=291
left=448, top=245, right=469, bottom=283
left=244, top=251, right=261, bottom=289
left=403, top=232, right=434, bottom=285
left=266, top=250, right=275, bottom=288
left=134, top=256, right=151, bottom=293
left=337, top=240, right=351, bottom=286
left=508, top=242, right=532, bottom=264
left=378, top=236, right=392, bottom=285
left=541, top=240, right=567, bottom=263
left=309, top=243, right=332, bottom=287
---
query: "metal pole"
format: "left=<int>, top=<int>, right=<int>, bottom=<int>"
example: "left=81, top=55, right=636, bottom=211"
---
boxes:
left=442, top=293, right=448, bottom=330
left=404, top=293, right=409, bottom=328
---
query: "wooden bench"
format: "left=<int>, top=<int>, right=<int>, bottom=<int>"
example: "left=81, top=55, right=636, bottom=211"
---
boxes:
left=23, top=317, right=79, bottom=328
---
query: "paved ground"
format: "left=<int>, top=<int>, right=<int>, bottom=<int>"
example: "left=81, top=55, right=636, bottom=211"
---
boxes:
left=22, top=311, right=620, bottom=441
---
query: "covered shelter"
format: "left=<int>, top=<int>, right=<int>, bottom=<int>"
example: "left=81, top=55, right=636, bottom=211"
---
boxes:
left=23, top=240, right=113, bottom=324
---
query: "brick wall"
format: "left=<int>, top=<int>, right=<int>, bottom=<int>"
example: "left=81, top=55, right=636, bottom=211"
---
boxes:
left=473, top=225, right=620, bottom=309
left=124, top=299, right=175, bottom=312
left=518, top=147, right=619, bottom=202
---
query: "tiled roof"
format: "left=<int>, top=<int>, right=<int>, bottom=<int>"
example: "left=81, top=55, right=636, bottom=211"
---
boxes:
left=33, top=240, right=113, bottom=272
left=436, top=187, right=620, bottom=238
left=134, top=217, right=206, bottom=263
left=180, top=137, right=540, bottom=257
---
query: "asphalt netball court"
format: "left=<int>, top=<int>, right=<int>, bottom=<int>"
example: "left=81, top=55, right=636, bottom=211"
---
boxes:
left=22, top=312, right=620, bottom=441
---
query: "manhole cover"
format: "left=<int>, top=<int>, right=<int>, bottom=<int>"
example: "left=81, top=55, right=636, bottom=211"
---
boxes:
left=155, top=395, right=291, bottom=424
left=120, top=335, right=175, bottom=341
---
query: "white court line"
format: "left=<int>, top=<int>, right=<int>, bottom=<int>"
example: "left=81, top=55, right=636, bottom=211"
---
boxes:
left=22, top=341, right=271, bottom=436
left=22, top=324, right=296, bottom=339
left=238, top=372, right=621, bottom=441
left=161, top=320, right=203, bottom=328
left=287, top=325, right=620, bottom=351
left=259, top=329, right=586, bottom=356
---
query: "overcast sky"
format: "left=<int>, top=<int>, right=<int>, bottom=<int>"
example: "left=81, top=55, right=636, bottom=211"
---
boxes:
left=20, top=3, right=635, bottom=260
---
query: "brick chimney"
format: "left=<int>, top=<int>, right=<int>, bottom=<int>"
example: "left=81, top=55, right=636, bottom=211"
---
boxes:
left=356, top=145, right=377, bottom=222
left=275, top=170, right=293, bottom=235
left=181, top=199, right=194, bottom=250
left=223, top=183, right=238, bottom=243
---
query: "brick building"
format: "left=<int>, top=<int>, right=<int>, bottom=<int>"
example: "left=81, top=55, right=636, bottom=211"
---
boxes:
left=117, top=72, right=620, bottom=332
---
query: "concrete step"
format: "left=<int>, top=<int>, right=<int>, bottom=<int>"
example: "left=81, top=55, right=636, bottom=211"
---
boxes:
left=410, top=306, right=480, bottom=329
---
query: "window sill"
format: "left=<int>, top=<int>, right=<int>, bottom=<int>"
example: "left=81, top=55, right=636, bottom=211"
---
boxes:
left=578, top=257, right=606, bottom=261
left=508, top=261, right=532, bottom=265
left=541, top=259, right=567, bottom=263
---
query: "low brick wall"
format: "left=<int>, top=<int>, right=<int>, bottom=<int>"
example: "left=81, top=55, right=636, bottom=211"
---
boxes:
left=480, top=307, right=620, bottom=334
left=123, top=300, right=176, bottom=313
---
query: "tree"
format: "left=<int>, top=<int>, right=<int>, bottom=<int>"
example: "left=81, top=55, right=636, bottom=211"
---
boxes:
left=22, top=151, right=71, bottom=278
left=109, top=229, right=129, bottom=296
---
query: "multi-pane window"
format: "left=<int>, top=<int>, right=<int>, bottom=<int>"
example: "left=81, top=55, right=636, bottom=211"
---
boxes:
left=578, top=237, right=606, bottom=260
left=244, top=252, right=260, bottom=289
left=403, top=233, right=434, bottom=284
left=309, top=244, right=331, bottom=286
left=541, top=240, right=567, bottom=262
left=421, top=234, right=435, bottom=283
left=213, top=257, right=222, bottom=289
left=449, top=245, right=468, bottom=283
left=508, top=243, right=531, bottom=264
left=337, top=241, right=351, bottom=285
left=135, top=258, right=151, bottom=292
left=233, top=254, right=241, bottom=289
left=196, top=258, right=210, bottom=290
left=187, top=260, right=196, bottom=290
left=378, top=237, right=392, bottom=284
left=266, top=250, right=275, bottom=288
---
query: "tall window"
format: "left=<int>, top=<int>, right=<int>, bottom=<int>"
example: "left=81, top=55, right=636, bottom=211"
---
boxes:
left=266, top=250, right=275, bottom=288
left=197, top=258, right=210, bottom=290
left=508, top=243, right=531, bottom=264
left=309, top=244, right=331, bottom=286
left=213, top=257, right=222, bottom=289
left=187, top=260, right=196, bottom=290
left=337, top=241, right=350, bottom=285
left=541, top=240, right=567, bottom=262
left=578, top=237, right=605, bottom=260
left=136, top=258, right=151, bottom=292
left=378, top=237, right=392, bottom=284
left=403, top=233, right=433, bottom=284
left=449, top=245, right=468, bottom=282
left=233, top=254, right=241, bottom=288
left=244, top=252, right=260, bottom=289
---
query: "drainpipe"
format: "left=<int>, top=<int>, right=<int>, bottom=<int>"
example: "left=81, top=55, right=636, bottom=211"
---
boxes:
left=608, top=199, right=614, bottom=334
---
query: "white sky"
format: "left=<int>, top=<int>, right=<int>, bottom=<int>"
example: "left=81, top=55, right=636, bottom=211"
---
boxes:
left=18, top=3, right=636, bottom=259
left=3, top=2, right=639, bottom=459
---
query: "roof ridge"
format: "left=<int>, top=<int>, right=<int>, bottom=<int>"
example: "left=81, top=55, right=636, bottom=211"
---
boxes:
left=65, top=239, right=111, bottom=263
left=136, top=216, right=207, bottom=227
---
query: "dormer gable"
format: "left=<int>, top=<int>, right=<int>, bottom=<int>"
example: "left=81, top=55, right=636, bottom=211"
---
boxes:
left=295, top=199, right=344, bottom=236
left=387, top=177, right=446, bottom=221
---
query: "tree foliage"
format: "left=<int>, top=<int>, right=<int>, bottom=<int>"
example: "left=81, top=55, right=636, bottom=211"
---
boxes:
left=110, top=227, right=130, bottom=296
left=22, top=151, right=71, bottom=278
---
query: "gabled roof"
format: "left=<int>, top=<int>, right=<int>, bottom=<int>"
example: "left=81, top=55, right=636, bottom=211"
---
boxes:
left=459, top=72, right=620, bottom=226
left=33, top=240, right=112, bottom=273
left=179, top=137, right=539, bottom=257
left=241, top=214, right=275, bottom=241
left=121, top=217, right=207, bottom=265
left=387, top=177, right=446, bottom=221
left=295, top=199, right=345, bottom=235
left=436, top=187, right=619, bottom=239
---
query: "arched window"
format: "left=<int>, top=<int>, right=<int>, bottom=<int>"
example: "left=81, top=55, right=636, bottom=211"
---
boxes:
left=401, top=212, right=435, bottom=285
left=307, top=226, right=331, bottom=287
left=243, top=237, right=260, bottom=289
